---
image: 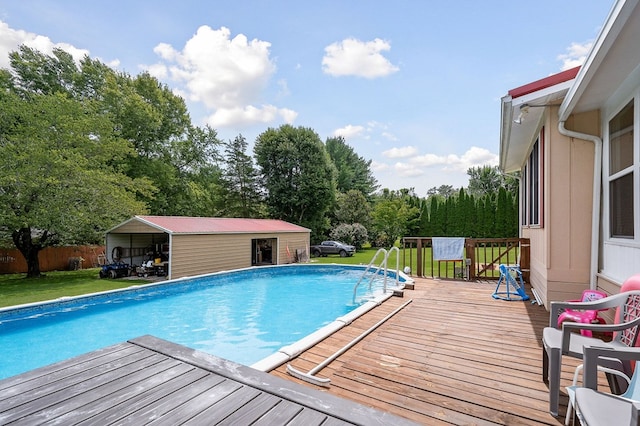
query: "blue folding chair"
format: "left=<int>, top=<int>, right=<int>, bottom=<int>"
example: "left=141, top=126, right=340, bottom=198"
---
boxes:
left=493, top=264, right=529, bottom=301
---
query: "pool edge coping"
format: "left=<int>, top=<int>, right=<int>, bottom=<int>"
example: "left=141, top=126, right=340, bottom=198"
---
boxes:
left=250, top=292, right=395, bottom=372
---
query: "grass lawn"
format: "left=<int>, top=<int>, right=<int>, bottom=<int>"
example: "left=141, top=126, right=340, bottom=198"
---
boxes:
left=0, top=268, right=150, bottom=308
left=311, top=247, right=410, bottom=268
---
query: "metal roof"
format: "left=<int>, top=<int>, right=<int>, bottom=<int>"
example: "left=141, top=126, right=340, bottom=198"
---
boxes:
left=109, top=216, right=311, bottom=235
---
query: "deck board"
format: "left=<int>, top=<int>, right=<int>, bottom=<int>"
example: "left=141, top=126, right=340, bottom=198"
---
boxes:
left=0, top=336, right=418, bottom=426
left=272, top=277, right=579, bottom=425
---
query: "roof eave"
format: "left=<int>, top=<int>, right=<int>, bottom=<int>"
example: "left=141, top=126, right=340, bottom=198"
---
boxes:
left=500, top=80, right=574, bottom=173
left=559, top=0, right=639, bottom=121
left=499, top=95, right=513, bottom=172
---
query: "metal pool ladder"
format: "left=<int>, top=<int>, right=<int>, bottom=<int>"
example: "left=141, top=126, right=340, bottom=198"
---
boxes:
left=352, top=246, right=401, bottom=304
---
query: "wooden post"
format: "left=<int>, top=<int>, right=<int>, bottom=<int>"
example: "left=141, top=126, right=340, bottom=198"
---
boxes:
left=416, top=238, right=423, bottom=277
left=466, top=239, right=476, bottom=281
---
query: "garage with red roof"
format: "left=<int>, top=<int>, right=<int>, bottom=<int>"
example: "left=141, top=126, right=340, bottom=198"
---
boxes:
left=105, top=216, right=311, bottom=280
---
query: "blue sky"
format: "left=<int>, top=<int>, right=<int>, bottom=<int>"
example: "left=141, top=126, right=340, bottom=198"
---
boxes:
left=0, top=1, right=614, bottom=194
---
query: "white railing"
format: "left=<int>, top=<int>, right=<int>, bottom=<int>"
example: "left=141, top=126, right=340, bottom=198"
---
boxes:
left=352, top=247, right=401, bottom=304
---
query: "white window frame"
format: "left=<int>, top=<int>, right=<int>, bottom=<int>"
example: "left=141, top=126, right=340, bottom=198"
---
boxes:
left=521, top=130, right=543, bottom=228
left=604, top=94, right=639, bottom=243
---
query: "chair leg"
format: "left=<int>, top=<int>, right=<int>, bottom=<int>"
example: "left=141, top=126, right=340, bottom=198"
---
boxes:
left=542, top=346, right=549, bottom=384
left=543, top=345, right=561, bottom=416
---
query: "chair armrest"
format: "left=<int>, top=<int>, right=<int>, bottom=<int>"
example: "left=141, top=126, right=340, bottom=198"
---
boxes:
left=549, top=290, right=640, bottom=327
left=561, top=316, right=640, bottom=353
left=633, top=401, right=640, bottom=425
left=583, top=346, right=640, bottom=390
left=550, top=299, right=610, bottom=327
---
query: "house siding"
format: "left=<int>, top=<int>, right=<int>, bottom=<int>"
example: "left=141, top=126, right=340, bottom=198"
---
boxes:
left=526, top=109, right=598, bottom=308
left=170, top=232, right=309, bottom=280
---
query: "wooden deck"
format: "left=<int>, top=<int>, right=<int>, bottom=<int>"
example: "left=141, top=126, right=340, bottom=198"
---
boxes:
left=272, top=277, right=581, bottom=425
left=0, top=335, right=417, bottom=425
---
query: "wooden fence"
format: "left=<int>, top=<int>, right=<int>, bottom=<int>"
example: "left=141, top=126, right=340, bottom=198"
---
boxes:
left=401, top=237, right=530, bottom=282
left=0, top=245, right=106, bottom=274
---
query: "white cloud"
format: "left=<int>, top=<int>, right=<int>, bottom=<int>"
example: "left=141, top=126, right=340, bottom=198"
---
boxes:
left=322, top=37, right=399, bottom=78
left=207, top=104, right=297, bottom=127
left=382, top=146, right=418, bottom=159
left=0, top=20, right=91, bottom=68
left=381, top=131, right=398, bottom=141
left=146, top=62, right=168, bottom=79
left=148, top=25, right=296, bottom=129
left=370, top=160, right=389, bottom=172
left=410, top=153, right=449, bottom=167
left=276, top=78, right=290, bottom=98
left=150, top=25, right=276, bottom=110
left=557, top=40, right=593, bottom=70
left=333, top=124, right=365, bottom=139
left=376, top=146, right=498, bottom=182
left=411, top=146, right=498, bottom=172
left=393, top=162, right=424, bottom=177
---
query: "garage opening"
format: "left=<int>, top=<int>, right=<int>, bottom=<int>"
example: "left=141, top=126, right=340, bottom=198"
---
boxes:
left=252, top=238, right=276, bottom=265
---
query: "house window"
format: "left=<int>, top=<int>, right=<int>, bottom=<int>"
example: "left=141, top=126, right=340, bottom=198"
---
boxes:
left=608, top=100, right=634, bottom=238
left=522, top=133, right=543, bottom=227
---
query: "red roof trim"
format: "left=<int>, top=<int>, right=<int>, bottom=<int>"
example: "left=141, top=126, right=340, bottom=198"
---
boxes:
left=508, top=66, right=580, bottom=99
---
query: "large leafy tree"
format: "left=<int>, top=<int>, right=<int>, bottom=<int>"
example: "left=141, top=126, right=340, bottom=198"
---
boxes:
left=1, top=45, right=231, bottom=276
left=325, top=136, right=378, bottom=196
left=102, top=71, right=222, bottom=215
left=254, top=125, right=336, bottom=239
left=370, top=198, right=419, bottom=247
left=0, top=89, right=150, bottom=277
left=8, top=46, right=224, bottom=216
left=334, top=190, right=371, bottom=228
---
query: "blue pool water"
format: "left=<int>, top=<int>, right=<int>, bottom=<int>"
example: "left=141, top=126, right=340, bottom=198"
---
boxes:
left=0, top=264, right=401, bottom=380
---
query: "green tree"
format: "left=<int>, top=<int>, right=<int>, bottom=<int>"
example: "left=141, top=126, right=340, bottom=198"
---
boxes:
left=8, top=46, right=224, bottom=216
left=334, top=190, right=372, bottom=228
left=427, top=185, right=455, bottom=198
left=371, top=199, right=418, bottom=247
left=8, top=46, right=78, bottom=96
left=467, top=165, right=504, bottom=197
left=254, top=125, right=336, bottom=239
left=222, top=134, right=265, bottom=217
left=0, top=90, right=150, bottom=277
left=325, top=136, right=378, bottom=196
left=104, top=72, right=222, bottom=215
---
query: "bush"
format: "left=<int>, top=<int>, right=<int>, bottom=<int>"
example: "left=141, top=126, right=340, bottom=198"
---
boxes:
left=330, top=223, right=368, bottom=249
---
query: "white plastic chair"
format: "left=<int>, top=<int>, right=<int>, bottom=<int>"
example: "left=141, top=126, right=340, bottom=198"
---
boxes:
left=565, top=362, right=630, bottom=425
left=572, top=346, right=640, bottom=425
left=542, top=286, right=640, bottom=416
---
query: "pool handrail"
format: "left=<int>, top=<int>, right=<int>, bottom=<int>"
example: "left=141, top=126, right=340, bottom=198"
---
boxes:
left=352, top=247, right=401, bottom=304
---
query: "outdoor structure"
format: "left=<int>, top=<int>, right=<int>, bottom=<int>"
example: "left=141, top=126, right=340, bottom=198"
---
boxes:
left=499, top=0, right=640, bottom=308
left=105, top=216, right=310, bottom=280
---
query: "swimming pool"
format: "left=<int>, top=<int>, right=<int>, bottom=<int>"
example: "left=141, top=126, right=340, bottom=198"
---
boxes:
left=0, top=264, right=409, bottom=380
